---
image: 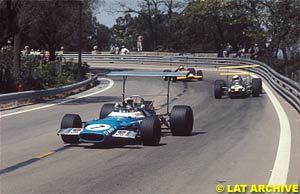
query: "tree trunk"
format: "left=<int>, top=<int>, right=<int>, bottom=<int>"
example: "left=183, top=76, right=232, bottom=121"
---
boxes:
left=13, top=32, right=21, bottom=84
left=49, top=47, right=56, bottom=61
left=281, top=47, right=288, bottom=76
left=0, top=64, right=3, bottom=84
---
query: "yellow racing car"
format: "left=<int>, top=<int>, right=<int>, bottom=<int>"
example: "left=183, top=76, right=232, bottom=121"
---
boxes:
left=163, top=65, right=203, bottom=82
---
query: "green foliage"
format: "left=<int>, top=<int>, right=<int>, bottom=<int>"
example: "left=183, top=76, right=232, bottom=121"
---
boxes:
left=111, top=0, right=299, bottom=79
left=0, top=50, right=84, bottom=92
left=0, top=0, right=108, bottom=92
left=0, top=47, right=14, bottom=92
left=23, top=59, right=81, bottom=89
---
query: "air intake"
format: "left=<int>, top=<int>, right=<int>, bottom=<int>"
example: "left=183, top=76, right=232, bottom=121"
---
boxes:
left=80, top=133, right=104, bottom=141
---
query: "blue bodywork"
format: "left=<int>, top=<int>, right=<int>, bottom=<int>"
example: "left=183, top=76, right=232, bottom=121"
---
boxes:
left=79, top=115, right=144, bottom=143
left=58, top=106, right=154, bottom=144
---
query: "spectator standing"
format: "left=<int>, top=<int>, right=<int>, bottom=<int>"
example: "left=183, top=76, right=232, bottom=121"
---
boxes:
left=248, top=46, right=255, bottom=60
left=115, top=45, right=120, bottom=54
left=236, top=45, right=246, bottom=58
left=57, top=46, right=64, bottom=61
left=91, top=45, right=98, bottom=54
left=137, top=35, right=143, bottom=52
left=35, top=49, right=41, bottom=56
left=1, top=40, right=13, bottom=52
left=21, top=45, right=30, bottom=55
left=110, top=44, right=115, bottom=54
left=29, top=49, right=35, bottom=55
left=56, top=46, right=64, bottom=75
left=223, top=42, right=232, bottom=57
left=254, top=44, right=260, bottom=59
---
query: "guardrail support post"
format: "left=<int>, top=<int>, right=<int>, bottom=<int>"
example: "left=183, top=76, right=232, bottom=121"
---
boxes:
left=167, top=77, right=170, bottom=114
left=122, top=76, right=127, bottom=101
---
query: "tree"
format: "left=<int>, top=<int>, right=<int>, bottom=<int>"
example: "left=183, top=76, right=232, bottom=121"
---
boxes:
left=259, top=0, right=300, bottom=75
left=111, top=0, right=189, bottom=51
left=112, top=0, right=165, bottom=50
left=0, top=0, right=108, bottom=91
left=0, top=0, right=37, bottom=84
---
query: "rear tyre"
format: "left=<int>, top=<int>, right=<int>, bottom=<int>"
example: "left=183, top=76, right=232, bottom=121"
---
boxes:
left=163, top=69, right=171, bottom=81
left=252, top=78, right=261, bottom=97
left=170, top=105, right=194, bottom=136
left=197, top=70, right=203, bottom=80
left=99, top=103, right=115, bottom=119
left=60, top=114, right=82, bottom=144
left=141, top=116, right=161, bottom=146
left=187, top=68, right=196, bottom=74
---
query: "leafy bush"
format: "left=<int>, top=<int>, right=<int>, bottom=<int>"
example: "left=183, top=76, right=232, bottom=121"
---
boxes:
left=0, top=51, right=88, bottom=93
left=0, top=48, right=14, bottom=92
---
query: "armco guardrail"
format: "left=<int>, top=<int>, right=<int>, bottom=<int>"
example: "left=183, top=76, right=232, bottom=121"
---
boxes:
left=0, top=75, right=98, bottom=104
left=65, top=53, right=300, bottom=113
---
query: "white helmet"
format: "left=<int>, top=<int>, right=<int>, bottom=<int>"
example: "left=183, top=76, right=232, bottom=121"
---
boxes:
left=179, top=65, right=184, bottom=70
left=124, top=97, right=134, bottom=107
left=232, top=75, right=240, bottom=81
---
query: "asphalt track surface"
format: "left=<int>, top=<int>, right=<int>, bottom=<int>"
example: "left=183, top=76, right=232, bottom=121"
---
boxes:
left=1, top=66, right=299, bottom=194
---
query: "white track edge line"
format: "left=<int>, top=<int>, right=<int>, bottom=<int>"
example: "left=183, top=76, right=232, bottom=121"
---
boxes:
left=253, top=75, right=291, bottom=184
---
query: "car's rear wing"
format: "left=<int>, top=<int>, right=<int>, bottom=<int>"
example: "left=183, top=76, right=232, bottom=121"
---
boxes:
left=107, top=71, right=188, bottom=77
left=218, top=64, right=260, bottom=69
left=107, top=71, right=188, bottom=114
left=218, top=65, right=259, bottom=85
left=220, top=72, right=254, bottom=76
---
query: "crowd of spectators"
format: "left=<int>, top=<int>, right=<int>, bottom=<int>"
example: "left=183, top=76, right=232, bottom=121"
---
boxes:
left=109, top=44, right=130, bottom=55
left=218, top=43, right=260, bottom=59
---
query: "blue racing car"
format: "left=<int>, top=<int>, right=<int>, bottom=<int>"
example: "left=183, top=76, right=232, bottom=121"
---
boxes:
left=57, top=71, right=194, bottom=146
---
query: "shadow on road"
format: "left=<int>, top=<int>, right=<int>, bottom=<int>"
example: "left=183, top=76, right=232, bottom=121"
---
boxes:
left=78, top=139, right=167, bottom=150
left=161, top=131, right=207, bottom=137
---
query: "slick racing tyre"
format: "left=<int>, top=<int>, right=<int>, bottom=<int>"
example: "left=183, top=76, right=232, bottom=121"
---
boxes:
left=141, top=116, right=161, bottom=146
left=215, top=79, right=226, bottom=87
left=257, top=78, right=262, bottom=93
left=252, top=78, right=261, bottom=97
left=163, top=69, right=171, bottom=81
left=187, top=68, right=196, bottom=74
left=99, top=103, right=115, bottom=119
left=197, top=70, right=203, bottom=81
left=214, top=80, right=225, bottom=99
left=60, top=114, right=82, bottom=144
left=172, top=76, right=177, bottom=82
left=170, top=105, right=194, bottom=136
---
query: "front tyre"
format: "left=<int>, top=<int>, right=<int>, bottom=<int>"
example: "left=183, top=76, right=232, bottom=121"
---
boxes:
left=197, top=70, right=203, bottom=80
left=163, top=69, right=171, bottom=81
left=257, top=78, right=262, bottom=93
left=141, top=116, right=161, bottom=146
left=214, top=80, right=225, bottom=99
left=60, top=114, right=82, bottom=144
left=170, top=105, right=194, bottom=136
left=172, top=76, right=177, bottom=82
left=252, top=78, right=261, bottom=97
left=214, top=83, right=223, bottom=99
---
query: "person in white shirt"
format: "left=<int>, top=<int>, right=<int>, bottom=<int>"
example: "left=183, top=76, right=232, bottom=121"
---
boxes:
left=137, top=35, right=143, bottom=52
left=120, top=45, right=130, bottom=55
